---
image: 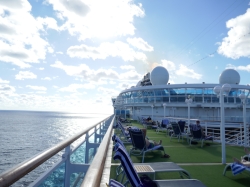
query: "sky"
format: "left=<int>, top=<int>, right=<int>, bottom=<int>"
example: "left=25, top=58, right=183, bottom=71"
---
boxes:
left=0, top=0, right=250, bottom=114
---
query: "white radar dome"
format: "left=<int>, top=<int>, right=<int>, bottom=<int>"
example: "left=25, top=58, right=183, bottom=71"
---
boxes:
left=150, top=66, right=169, bottom=85
left=219, top=69, right=240, bottom=84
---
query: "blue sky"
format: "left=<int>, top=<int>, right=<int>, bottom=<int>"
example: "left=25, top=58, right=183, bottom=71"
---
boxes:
left=0, top=0, right=249, bottom=113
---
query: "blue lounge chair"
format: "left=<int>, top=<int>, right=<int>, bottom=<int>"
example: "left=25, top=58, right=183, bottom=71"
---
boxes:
left=170, top=122, right=183, bottom=142
left=116, top=121, right=131, bottom=143
left=128, top=128, right=166, bottom=163
left=223, top=162, right=250, bottom=176
left=108, top=179, right=125, bottom=187
left=113, top=144, right=206, bottom=187
left=112, top=136, right=191, bottom=180
left=189, top=128, right=213, bottom=147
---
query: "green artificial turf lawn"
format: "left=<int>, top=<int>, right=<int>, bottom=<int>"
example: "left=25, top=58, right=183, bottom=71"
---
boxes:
left=110, top=121, right=250, bottom=187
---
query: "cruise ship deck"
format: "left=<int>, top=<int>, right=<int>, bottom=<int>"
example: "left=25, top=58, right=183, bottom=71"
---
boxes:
left=109, top=120, right=250, bottom=187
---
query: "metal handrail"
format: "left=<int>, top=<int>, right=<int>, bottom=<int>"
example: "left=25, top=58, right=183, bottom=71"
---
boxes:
left=0, top=115, right=112, bottom=187
left=81, top=115, right=114, bottom=187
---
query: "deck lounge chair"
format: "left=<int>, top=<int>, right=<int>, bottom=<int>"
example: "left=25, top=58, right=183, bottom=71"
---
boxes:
left=112, top=137, right=192, bottom=180
left=223, top=162, right=250, bottom=176
left=243, top=154, right=250, bottom=161
left=108, top=179, right=125, bottom=187
left=116, top=121, right=131, bottom=143
left=178, top=120, right=186, bottom=133
left=170, top=122, right=183, bottom=142
left=189, top=124, right=213, bottom=147
left=156, top=121, right=168, bottom=134
left=128, top=128, right=166, bottom=163
left=113, top=144, right=206, bottom=187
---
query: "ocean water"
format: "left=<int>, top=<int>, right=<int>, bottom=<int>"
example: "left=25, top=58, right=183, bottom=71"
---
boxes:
left=0, top=110, right=110, bottom=186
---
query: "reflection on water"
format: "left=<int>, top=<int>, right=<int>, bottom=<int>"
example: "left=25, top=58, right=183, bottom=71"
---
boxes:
left=0, top=110, right=110, bottom=186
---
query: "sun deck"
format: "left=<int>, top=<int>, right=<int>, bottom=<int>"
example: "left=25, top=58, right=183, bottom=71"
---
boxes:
left=110, top=120, right=250, bottom=187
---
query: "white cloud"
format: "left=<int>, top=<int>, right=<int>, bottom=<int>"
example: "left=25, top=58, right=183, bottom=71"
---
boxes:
left=56, top=51, right=63, bottom=54
left=0, top=0, right=56, bottom=68
left=41, top=77, right=52, bottom=81
left=127, top=37, right=153, bottom=51
left=226, top=64, right=250, bottom=72
left=97, top=87, right=118, bottom=95
left=0, top=84, right=15, bottom=93
left=109, top=80, right=116, bottom=84
left=0, top=78, right=10, bottom=84
left=217, top=8, right=250, bottom=59
left=45, top=0, right=145, bottom=40
left=175, top=64, right=202, bottom=79
left=117, top=82, right=131, bottom=90
left=119, top=70, right=142, bottom=81
left=15, top=71, right=37, bottom=80
left=26, top=85, right=47, bottom=91
left=51, top=61, right=119, bottom=81
left=59, top=83, right=93, bottom=92
left=161, top=60, right=176, bottom=71
left=120, top=65, right=135, bottom=70
left=67, top=42, right=147, bottom=62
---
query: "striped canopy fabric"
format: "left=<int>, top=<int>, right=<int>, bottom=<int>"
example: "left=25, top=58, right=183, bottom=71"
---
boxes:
left=114, top=144, right=143, bottom=187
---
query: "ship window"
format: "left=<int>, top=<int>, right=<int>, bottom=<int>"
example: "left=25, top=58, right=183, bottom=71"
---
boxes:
left=131, top=91, right=137, bottom=98
left=177, top=88, right=186, bottom=94
left=194, top=96, right=202, bottom=102
left=169, top=89, right=177, bottom=95
left=195, top=89, right=203, bottom=95
left=163, top=89, right=169, bottom=95
left=154, top=89, right=162, bottom=96
left=186, top=88, right=196, bottom=95
left=204, top=88, right=214, bottom=95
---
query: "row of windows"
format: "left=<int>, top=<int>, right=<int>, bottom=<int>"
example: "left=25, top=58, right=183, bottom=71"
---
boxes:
left=120, top=88, right=249, bottom=99
left=119, top=95, right=248, bottom=104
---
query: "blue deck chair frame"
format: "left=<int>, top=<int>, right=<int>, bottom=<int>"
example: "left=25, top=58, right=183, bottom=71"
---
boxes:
left=128, top=128, right=166, bottom=163
left=112, top=137, right=192, bottom=181
left=156, top=121, right=168, bottom=134
left=223, top=162, right=250, bottom=176
left=116, top=121, right=131, bottom=143
left=113, top=144, right=206, bottom=187
left=189, top=128, right=213, bottom=147
left=170, top=122, right=183, bottom=142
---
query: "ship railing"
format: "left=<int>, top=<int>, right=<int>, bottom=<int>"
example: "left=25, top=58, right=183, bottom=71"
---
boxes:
left=139, top=114, right=250, bottom=124
left=0, top=114, right=115, bottom=187
left=204, top=123, right=250, bottom=146
left=137, top=115, right=250, bottom=147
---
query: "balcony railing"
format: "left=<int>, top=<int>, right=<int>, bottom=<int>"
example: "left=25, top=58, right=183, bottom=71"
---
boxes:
left=0, top=115, right=115, bottom=187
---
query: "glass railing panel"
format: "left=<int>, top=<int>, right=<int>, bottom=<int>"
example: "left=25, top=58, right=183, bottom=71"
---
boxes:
left=194, top=96, right=202, bottom=103
left=155, top=97, right=162, bottom=103
left=212, top=96, right=219, bottom=103
left=177, top=96, right=186, bottom=102
left=170, top=96, right=177, bottom=102
left=148, top=97, right=154, bottom=103
left=163, top=96, right=168, bottom=102
left=38, top=163, right=66, bottom=187
left=70, top=142, right=86, bottom=164
left=204, top=96, right=211, bottom=103
left=70, top=172, right=85, bottom=187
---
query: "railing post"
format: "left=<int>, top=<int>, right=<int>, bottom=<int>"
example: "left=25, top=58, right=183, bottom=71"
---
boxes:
left=205, top=122, right=207, bottom=136
left=85, top=131, right=90, bottom=164
left=64, top=145, right=71, bottom=187
left=240, top=124, right=243, bottom=146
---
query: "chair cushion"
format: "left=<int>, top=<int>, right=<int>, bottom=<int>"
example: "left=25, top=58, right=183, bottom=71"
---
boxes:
left=114, top=145, right=143, bottom=187
left=109, top=179, right=125, bottom=187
